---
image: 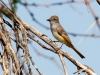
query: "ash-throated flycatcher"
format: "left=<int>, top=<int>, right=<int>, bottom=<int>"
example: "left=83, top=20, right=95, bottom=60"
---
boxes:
left=47, top=15, right=85, bottom=59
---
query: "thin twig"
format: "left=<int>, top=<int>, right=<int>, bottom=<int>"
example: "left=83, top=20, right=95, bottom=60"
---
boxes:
left=58, top=53, right=68, bottom=75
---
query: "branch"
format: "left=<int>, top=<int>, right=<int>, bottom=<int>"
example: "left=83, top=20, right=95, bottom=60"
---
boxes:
left=22, top=17, right=96, bottom=75
left=19, top=0, right=94, bottom=7
left=67, top=32, right=100, bottom=38
left=58, top=53, right=68, bottom=75
left=0, top=2, right=43, bottom=75
left=96, top=0, right=100, bottom=5
left=84, top=0, right=100, bottom=31
left=28, top=41, right=62, bottom=69
left=0, top=4, right=96, bottom=75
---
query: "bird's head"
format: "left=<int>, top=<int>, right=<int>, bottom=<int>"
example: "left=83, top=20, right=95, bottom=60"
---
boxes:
left=47, top=16, right=59, bottom=24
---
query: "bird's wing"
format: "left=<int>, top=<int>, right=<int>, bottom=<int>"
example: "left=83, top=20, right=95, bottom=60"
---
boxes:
left=56, top=25, right=85, bottom=58
left=56, top=25, right=72, bottom=44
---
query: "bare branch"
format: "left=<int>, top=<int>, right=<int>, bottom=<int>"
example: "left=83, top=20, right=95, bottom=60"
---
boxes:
left=0, top=1, right=98, bottom=75
left=59, top=53, right=68, bottom=75
left=96, top=0, right=100, bottom=5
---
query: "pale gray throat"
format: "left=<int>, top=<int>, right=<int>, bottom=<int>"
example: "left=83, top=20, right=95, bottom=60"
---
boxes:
left=50, top=22, right=59, bottom=33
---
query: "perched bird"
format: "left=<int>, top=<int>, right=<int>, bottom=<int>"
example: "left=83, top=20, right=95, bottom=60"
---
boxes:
left=47, top=15, right=85, bottom=59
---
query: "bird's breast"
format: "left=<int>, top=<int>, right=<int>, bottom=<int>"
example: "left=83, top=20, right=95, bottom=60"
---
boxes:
left=52, top=31, right=65, bottom=43
left=50, top=24, right=65, bottom=43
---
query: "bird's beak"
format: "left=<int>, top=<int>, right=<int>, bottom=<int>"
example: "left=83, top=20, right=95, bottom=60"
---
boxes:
left=47, top=19, right=50, bottom=21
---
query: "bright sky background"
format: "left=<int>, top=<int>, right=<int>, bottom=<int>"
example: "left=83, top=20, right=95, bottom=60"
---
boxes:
left=0, top=0, right=100, bottom=75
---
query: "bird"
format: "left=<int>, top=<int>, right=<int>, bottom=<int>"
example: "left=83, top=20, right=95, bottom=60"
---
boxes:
left=47, top=15, right=85, bottom=59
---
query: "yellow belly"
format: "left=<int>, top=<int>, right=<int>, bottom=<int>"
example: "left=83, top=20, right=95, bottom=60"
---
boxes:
left=53, top=32, right=71, bottom=47
left=53, top=32, right=65, bottom=43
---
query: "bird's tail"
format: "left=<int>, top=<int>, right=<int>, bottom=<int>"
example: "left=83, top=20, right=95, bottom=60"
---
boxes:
left=72, top=46, right=85, bottom=59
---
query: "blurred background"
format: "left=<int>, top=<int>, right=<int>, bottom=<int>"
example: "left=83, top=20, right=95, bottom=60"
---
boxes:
left=0, top=0, right=100, bottom=75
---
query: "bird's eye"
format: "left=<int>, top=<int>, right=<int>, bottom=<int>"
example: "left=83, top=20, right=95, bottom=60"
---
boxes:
left=54, top=19, right=56, bottom=21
